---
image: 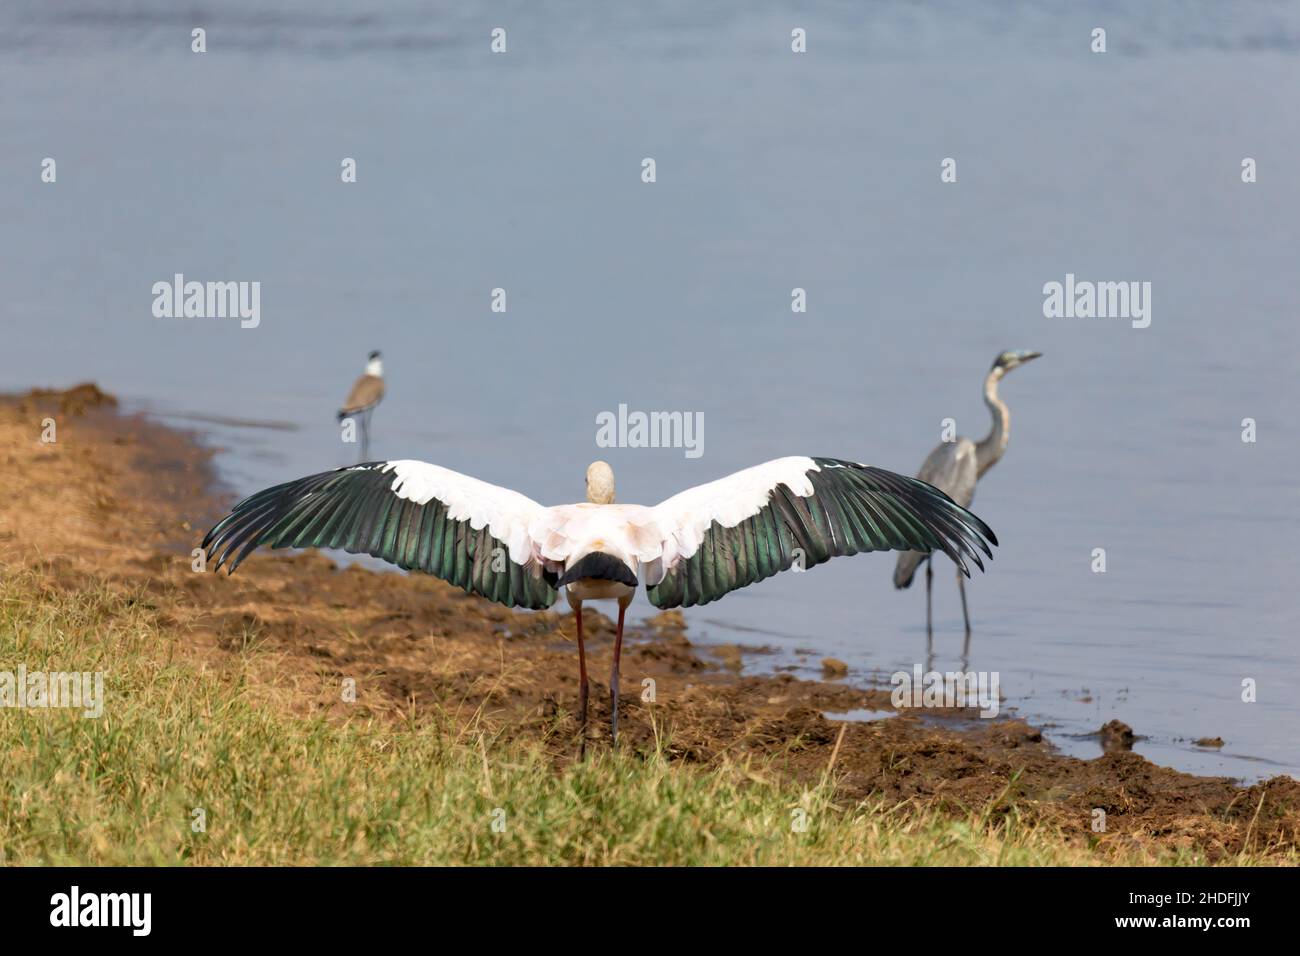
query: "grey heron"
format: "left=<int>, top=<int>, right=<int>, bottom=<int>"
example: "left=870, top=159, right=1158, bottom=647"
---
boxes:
left=202, top=455, right=996, bottom=752
left=893, top=349, right=1041, bottom=654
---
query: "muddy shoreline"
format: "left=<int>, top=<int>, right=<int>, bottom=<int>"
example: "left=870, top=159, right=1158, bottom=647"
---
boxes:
left=3, top=384, right=1297, bottom=861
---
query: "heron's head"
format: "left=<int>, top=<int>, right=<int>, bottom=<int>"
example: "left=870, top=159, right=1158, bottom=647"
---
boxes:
left=586, top=461, right=616, bottom=505
left=991, top=349, right=1042, bottom=377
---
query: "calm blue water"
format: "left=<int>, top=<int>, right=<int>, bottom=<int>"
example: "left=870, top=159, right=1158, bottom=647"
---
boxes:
left=3, top=1, right=1298, bottom=779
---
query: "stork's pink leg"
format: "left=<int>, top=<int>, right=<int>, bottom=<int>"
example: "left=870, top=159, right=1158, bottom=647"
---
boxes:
left=610, top=603, right=626, bottom=745
left=575, top=603, right=589, bottom=758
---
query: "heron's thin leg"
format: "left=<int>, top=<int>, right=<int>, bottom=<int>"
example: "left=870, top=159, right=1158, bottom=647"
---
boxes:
left=957, top=567, right=972, bottom=662
left=925, top=556, right=935, bottom=671
left=925, top=557, right=933, bottom=641
left=575, top=603, right=589, bottom=759
left=610, top=603, right=626, bottom=745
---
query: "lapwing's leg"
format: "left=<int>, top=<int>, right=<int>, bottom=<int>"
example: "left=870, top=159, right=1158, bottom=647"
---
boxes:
left=575, top=602, right=589, bottom=759
left=609, top=602, right=626, bottom=745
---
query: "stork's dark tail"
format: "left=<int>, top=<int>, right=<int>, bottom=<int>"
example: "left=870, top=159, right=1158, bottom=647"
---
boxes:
left=556, top=552, right=638, bottom=588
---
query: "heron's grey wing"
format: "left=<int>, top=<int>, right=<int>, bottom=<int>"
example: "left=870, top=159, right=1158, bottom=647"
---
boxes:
left=894, top=440, right=979, bottom=588
left=915, top=439, right=978, bottom=507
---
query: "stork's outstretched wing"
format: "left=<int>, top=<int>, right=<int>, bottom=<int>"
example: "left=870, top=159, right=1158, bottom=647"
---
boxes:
left=646, top=456, right=997, bottom=608
left=201, top=460, right=558, bottom=609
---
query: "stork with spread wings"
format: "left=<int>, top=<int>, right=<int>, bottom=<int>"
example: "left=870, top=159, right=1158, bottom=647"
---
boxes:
left=203, top=456, right=996, bottom=747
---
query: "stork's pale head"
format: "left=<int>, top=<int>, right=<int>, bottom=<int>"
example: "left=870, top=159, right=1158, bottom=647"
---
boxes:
left=586, top=461, right=616, bottom=505
left=991, top=349, right=1042, bottom=377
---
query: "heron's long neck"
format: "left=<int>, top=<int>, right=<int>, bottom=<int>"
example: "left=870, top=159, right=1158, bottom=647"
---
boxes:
left=974, top=371, right=1009, bottom=477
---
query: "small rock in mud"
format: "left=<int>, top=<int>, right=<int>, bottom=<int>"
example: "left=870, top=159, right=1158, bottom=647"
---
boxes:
left=1098, top=719, right=1137, bottom=751
left=821, top=657, right=848, bottom=678
left=1195, top=736, right=1225, bottom=748
left=993, top=721, right=1043, bottom=748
